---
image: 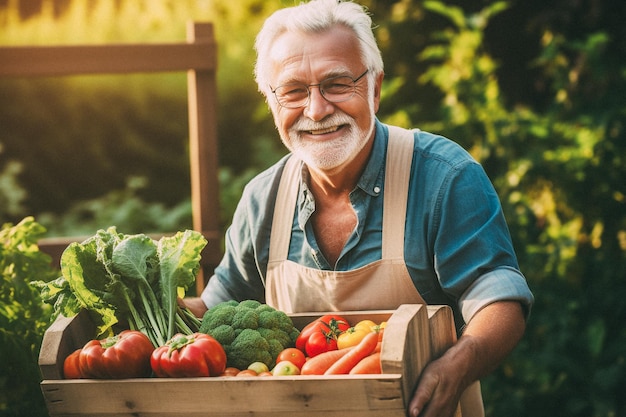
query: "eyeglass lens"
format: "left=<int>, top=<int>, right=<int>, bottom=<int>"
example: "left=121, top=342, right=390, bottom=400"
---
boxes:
left=274, top=75, right=361, bottom=108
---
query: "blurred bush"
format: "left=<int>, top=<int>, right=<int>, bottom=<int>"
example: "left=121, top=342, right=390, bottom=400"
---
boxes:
left=0, top=217, right=58, bottom=417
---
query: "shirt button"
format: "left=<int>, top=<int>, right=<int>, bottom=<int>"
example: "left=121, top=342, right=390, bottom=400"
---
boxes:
left=374, top=186, right=381, bottom=194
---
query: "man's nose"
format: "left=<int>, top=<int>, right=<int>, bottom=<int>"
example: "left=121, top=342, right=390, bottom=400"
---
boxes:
left=303, top=86, right=334, bottom=121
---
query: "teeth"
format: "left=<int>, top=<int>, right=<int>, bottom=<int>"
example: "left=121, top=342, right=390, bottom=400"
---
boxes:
left=308, top=126, right=339, bottom=135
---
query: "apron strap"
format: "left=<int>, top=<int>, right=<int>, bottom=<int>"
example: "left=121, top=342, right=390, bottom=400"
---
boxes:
left=268, top=156, right=301, bottom=264
left=382, top=125, right=416, bottom=259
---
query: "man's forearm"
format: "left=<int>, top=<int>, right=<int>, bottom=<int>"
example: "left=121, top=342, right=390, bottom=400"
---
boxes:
left=409, top=300, right=527, bottom=417
left=456, top=300, right=526, bottom=384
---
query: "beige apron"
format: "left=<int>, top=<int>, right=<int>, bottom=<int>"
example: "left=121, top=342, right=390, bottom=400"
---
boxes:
left=266, top=125, right=484, bottom=417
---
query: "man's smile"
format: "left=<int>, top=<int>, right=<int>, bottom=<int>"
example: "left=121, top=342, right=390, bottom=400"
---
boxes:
left=306, top=125, right=343, bottom=135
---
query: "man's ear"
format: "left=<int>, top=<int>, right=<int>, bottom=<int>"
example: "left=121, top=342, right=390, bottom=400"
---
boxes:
left=373, top=72, right=384, bottom=113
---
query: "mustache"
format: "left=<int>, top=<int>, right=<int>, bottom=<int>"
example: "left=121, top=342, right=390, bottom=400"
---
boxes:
left=290, top=114, right=355, bottom=132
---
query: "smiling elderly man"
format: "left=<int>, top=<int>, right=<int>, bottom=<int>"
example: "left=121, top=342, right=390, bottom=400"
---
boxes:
left=183, top=1, right=534, bottom=416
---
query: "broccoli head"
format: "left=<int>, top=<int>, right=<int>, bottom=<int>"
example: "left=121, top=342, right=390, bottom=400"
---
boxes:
left=228, top=328, right=273, bottom=369
left=207, top=324, right=237, bottom=347
left=266, top=339, right=285, bottom=363
left=258, top=327, right=291, bottom=348
left=258, top=310, right=294, bottom=333
left=238, top=299, right=262, bottom=309
left=199, top=300, right=301, bottom=369
left=199, top=303, right=237, bottom=332
left=232, top=308, right=259, bottom=330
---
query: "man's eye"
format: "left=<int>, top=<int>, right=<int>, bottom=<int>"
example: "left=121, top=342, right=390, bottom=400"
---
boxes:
left=281, top=85, right=307, bottom=96
left=323, top=79, right=352, bottom=94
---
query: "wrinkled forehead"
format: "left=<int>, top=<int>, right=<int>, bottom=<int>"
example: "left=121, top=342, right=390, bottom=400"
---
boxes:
left=268, top=26, right=363, bottom=84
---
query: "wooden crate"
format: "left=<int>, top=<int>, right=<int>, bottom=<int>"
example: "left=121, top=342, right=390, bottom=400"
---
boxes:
left=39, top=304, right=457, bottom=417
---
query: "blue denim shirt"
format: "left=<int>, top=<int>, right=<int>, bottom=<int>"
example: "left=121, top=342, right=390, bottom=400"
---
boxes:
left=202, top=120, right=534, bottom=328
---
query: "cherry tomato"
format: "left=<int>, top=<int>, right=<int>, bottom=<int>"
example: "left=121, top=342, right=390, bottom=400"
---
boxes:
left=276, top=348, right=307, bottom=370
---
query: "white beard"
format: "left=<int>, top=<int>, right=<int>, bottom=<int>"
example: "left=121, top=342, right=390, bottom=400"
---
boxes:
left=283, top=111, right=375, bottom=171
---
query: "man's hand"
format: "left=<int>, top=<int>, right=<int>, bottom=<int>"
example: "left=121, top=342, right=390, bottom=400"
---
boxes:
left=408, top=301, right=526, bottom=417
left=408, top=356, right=465, bottom=417
left=178, top=296, right=209, bottom=318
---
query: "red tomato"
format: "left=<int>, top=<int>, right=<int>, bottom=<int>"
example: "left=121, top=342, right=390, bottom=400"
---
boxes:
left=79, top=330, right=154, bottom=379
left=295, top=314, right=350, bottom=357
left=306, top=330, right=338, bottom=357
left=296, top=322, right=318, bottom=351
left=63, top=348, right=83, bottom=379
left=276, top=348, right=306, bottom=370
left=151, top=333, right=227, bottom=378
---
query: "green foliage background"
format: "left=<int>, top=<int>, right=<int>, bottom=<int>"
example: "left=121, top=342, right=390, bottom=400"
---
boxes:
left=0, top=0, right=624, bottom=416
left=0, top=218, right=57, bottom=417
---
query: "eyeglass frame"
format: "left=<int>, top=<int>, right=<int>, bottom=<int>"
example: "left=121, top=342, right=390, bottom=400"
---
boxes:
left=269, top=69, right=369, bottom=109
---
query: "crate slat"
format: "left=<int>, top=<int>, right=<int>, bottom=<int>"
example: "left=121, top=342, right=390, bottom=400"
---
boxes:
left=42, top=376, right=406, bottom=416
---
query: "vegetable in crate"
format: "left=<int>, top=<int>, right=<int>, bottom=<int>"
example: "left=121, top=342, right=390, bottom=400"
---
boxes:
left=337, top=319, right=386, bottom=349
left=295, top=314, right=350, bottom=357
left=199, top=300, right=300, bottom=370
left=349, top=351, right=382, bottom=374
left=63, top=349, right=83, bottom=379
left=276, top=347, right=307, bottom=370
left=336, top=325, right=371, bottom=350
left=33, top=227, right=206, bottom=347
left=300, top=347, right=353, bottom=375
left=325, top=331, right=379, bottom=375
left=151, top=333, right=227, bottom=377
left=78, top=330, right=154, bottom=379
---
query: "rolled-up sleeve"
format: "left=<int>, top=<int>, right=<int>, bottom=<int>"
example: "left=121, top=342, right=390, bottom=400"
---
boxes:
left=459, top=266, right=534, bottom=323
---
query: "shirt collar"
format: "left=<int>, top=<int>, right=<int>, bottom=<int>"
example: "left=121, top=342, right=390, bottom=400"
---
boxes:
left=356, top=119, right=387, bottom=197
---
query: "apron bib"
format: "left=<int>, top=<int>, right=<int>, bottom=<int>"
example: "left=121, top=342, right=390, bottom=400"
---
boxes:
left=265, top=125, right=483, bottom=417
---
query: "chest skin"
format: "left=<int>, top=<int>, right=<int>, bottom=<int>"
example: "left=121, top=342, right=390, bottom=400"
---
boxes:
left=310, top=192, right=357, bottom=267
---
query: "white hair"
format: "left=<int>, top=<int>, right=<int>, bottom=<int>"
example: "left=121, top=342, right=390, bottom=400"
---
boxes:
left=254, top=0, right=384, bottom=96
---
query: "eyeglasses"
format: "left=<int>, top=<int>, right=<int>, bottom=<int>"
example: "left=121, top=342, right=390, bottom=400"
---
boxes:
left=270, top=69, right=369, bottom=109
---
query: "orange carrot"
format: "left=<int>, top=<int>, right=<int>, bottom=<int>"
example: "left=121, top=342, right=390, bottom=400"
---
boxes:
left=349, top=352, right=382, bottom=374
left=300, top=347, right=353, bottom=375
left=324, top=331, right=379, bottom=375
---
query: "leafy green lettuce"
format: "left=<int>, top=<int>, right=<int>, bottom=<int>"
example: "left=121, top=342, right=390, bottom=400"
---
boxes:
left=34, top=227, right=206, bottom=346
